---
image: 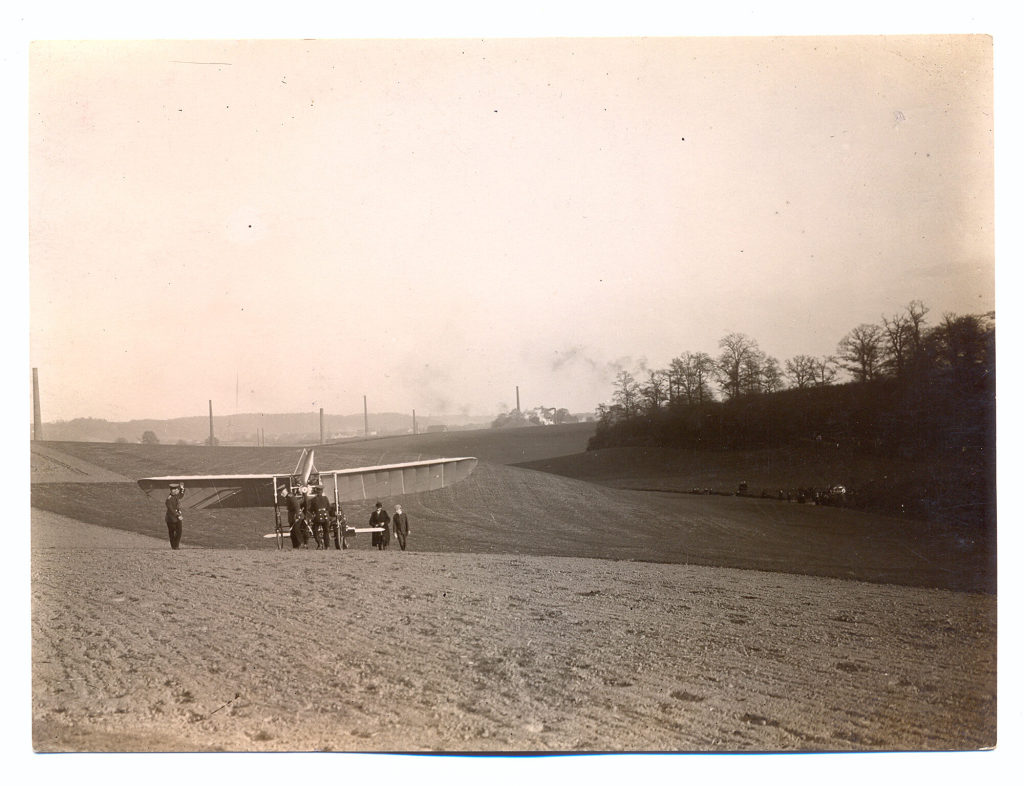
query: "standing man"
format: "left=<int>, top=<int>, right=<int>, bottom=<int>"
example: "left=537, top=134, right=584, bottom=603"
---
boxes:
left=165, top=483, right=184, bottom=550
left=308, top=486, right=332, bottom=550
left=284, top=488, right=306, bottom=549
left=369, top=502, right=391, bottom=550
left=392, top=504, right=410, bottom=551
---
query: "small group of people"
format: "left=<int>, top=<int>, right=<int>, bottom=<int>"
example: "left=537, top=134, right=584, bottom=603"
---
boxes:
left=281, top=485, right=347, bottom=550
left=370, top=501, right=410, bottom=551
left=163, top=483, right=412, bottom=551
left=282, top=489, right=411, bottom=552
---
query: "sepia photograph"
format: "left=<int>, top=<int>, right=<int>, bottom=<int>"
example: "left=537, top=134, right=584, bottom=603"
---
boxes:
left=21, top=6, right=1009, bottom=774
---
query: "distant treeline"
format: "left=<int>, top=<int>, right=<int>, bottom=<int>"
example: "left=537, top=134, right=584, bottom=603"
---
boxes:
left=589, top=303, right=995, bottom=525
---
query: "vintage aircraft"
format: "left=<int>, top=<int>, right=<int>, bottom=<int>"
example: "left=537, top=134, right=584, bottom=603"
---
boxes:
left=137, top=449, right=478, bottom=548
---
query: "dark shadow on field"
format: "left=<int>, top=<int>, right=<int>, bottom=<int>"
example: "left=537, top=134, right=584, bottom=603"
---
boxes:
left=516, top=443, right=994, bottom=531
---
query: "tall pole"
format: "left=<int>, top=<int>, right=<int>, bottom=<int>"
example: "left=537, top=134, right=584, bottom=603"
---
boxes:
left=363, top=395, right=368, bottom=436
left=32, top=368, right=42, bottom=441
left=413, top=409, right=417, bottom=435
left=209, top=400, right=214, bottom=446
left=319, top=407, right=324, bottom=445
left=516, top=385, right=520, bottom=413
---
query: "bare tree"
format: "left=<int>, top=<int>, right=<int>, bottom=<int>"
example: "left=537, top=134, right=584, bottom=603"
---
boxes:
left=612, top=370, right=641, bottom=416
left=881, top=311, right=911, bottom=377
left=640, top=370, right=668, bottom=412
left=812, top=355, right=838, bottom=387
left=690, top=352, right=716, bottom=404
left=837, top=324, right=885, bottom=382
left=785, top=354, right=818, bottom=389
left=715, top=333, right=762, bottom=399
left=740, top=351, right=765, bottom=395
left=669, top=352, right=716, bottom=405
left=666, top=357, right=684, bottom=405
left=760, top=355, right=785, bottom=393
left=906, top=299, right=929, bottom=354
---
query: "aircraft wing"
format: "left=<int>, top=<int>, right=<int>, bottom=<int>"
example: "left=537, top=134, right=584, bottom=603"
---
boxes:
left=319, top=457, right=478, bottom=504
left=138, top=456, right=478, bottom=511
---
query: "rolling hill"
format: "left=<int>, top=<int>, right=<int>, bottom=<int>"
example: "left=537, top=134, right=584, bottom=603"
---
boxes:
left=30, top=428, right=994, bottom=593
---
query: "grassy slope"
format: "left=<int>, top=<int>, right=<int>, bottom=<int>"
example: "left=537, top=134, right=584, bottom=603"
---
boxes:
left=516, top=442, right=993, bottom=528
left=517, top=442, right=911, bottom=490
left=30, top=431, right=994, bottom=593
left=31, top=422, right=595, bottom=479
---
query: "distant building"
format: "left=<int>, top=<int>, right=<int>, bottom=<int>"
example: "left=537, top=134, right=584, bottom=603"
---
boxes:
left=426, top=425, right=448, bottom=433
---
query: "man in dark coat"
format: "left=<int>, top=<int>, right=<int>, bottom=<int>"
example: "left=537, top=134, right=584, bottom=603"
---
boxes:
left=165, top=484, right=184, bottom=549
left=284, top=489, right=307, bottom=549
left=369, top=502, right=390, bottom=550
left=392, top=504, right=410, bottom=551
left=308, top=486, right=332, bottom=549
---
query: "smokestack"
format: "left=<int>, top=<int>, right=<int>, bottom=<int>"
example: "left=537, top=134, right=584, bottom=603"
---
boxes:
left=32, top=368, right=42, bottom=441
left=364, top=395, right=368, bottom=436
left=319, top=407, right=324, bottom=445
left=516, top=385, right=520, bottom=413
left=413, top=409, right=417, bottom=435
left=209, top=400, right=214, bottom=446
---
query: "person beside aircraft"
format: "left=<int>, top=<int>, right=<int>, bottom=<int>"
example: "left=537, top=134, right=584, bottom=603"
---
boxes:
left=370, top=502, right=391, bottom=550
left=165, top=483, right=184, bottom=549
left=284, top=489, right=306, bottom=549
left=308, top=486, right=332, bottom=550
left=137, top=451, right=478, bottom=549
left=392, top=504, right=410, bottom=551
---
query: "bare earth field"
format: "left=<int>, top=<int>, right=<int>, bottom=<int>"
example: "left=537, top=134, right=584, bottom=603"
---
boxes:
left=32, top=509, right=995, bottom=753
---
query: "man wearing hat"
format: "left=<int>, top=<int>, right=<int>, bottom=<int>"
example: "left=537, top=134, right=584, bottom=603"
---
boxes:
left=369, top=502, right=390, bottom=550
left=283, top=488, right=307, bottom=549
left=308, top=486, right=332, bottom=549
left=165, top=484, right=184, bottom=549
left=392, top=504, right=410, bottom=551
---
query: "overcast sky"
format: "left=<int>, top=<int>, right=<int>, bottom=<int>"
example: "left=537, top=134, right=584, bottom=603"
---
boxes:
left=28, top=35, right=993, bottom=422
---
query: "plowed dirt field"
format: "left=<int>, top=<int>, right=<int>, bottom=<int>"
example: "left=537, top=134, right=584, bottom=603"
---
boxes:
left=32, top=509, right=995, bottom=753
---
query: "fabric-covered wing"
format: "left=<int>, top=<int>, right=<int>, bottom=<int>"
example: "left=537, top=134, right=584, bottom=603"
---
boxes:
left=137, top=457, right=478, bottom=510
left=322, top=457, right=478, bottom=503
left=137, top=473, right=285, bottom=510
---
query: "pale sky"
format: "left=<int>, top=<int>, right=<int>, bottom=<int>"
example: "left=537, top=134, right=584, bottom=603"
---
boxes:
left=29, top=35, right=993, bottom=422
